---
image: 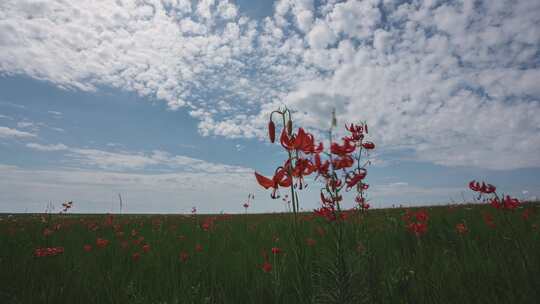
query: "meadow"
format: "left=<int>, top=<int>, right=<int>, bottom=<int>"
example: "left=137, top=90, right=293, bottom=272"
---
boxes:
left=1, top=203, right=539, bottom=304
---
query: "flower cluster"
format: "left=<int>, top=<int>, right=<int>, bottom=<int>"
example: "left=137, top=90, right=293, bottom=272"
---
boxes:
left=254, top=107, right=375, bottom=222
left=34, top=247, right=64, bottom=257
left=469, top=180, right=521, bottom=211
left=314, top=122, right=374, bottom=221
left=403, top=210, right=429, bottom=236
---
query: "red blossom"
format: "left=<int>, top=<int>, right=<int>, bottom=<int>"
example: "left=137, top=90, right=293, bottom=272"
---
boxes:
left=34, top=247, right=64, bottom=257
left=271, top=247, right=282, bottom=255
left=96, top=238, right=109, bottom=248
left=83, top=244, right=92, bottom=252
left=262, top=261, right=272, bottom=273
left=179, top=251, right=189, bottom=262
left=142, top=244, right=151, bottom=253
left=455, top=223, right=468, bottom=234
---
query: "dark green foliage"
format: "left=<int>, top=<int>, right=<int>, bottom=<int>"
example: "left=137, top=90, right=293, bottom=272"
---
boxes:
left=0, top=203, right=539, bottom=303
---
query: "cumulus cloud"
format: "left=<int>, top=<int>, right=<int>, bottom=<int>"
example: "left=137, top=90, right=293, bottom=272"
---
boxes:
left=1, top=0, right=539, bottom=170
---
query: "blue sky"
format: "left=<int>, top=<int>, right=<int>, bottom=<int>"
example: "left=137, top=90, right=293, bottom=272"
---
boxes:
left=0, top=0, right=539, bottom=213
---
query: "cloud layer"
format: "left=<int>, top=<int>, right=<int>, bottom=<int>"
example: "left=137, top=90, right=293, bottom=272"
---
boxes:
left=1, top=0, right=539, bottom=170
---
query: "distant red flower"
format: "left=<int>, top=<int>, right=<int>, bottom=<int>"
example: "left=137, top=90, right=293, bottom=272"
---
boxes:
left=522, top=208, right=533, bottom=221
left=201, top=222, right=211, bottom=231
left=96, top=238, right=109, bottom=248
left=482, top=212, right=496, bottom=228
left=142, top=244, right=151, bottom=253
left=403, top=210, right=429, bottom=236
left=262, top=261, right=272, bottom=273
left=42, top=228, right=53, bottom=237
left=132, top=252, right=141, bottom=261
left=455, top=223, right=468, bottom=235
left=83, top=244, right=92, bottom=252
left=362, top=141, right=375, bottom=150
left=271, top=247, right=282, bottom=255
left=34, top=247, right=64, bottom=257
left=306, top=238, right=316, bottom=247
left=468, top=180, right=496, bottom=194
left=179, top=251, right=189, bottom=262
left=406, top=222, right=427, bottom=236
left=195, top=244, right=203, bottom=252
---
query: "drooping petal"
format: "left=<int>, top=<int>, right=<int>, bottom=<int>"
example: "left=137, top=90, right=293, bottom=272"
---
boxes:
left=254, top=172, right=274, bottom=189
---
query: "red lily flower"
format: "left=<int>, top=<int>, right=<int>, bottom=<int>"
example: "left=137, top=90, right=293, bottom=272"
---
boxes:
left=254, top=167, right=292, bottom=198
left=330, top=139, right=356, bottom=156
left=345, top=123, right=365, bottom=141
left=345, top=168, right=367, bottom=190
left=280, top=128, right=321, bottom=154
left=34, top=247, right=64, bottom=258
left=332, top=155, right=354, bottom=170
left=362, top=141, right=375, bottom=150
left=469, top=180, right=496, bottom=194
left=262, top=261, right=272, bottom=273
left=455, top=223, right=468, bottom=234
left=96, top=238, right=109, bottom=248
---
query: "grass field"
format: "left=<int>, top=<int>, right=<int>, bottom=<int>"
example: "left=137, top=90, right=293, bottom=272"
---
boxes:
left=1, top=203, right=539, bottom=304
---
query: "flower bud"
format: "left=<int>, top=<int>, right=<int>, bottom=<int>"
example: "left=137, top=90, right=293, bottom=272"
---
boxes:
left=287, top=120, right=293, bottom=135
left=268, top=120, right=276, bottom=143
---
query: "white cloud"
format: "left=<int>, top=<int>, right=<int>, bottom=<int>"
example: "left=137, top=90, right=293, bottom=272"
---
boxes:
left=26, top=142, right=68, bottom=151
left=1, top=0, right=539, bottom=170
left=25, top=142, right=250, bottom=173
left=0, top=126, right=36, bottom=138
left=0, top=164, right=263, bottom=214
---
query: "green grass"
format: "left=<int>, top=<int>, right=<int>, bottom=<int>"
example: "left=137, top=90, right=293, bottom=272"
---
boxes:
left=1, top=203, right=539, bottom=304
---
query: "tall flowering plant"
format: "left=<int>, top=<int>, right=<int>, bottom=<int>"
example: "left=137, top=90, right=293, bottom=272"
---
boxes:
left=254, top=107, right=375, bottom=220
left=255, top=108, right=375, bottom=221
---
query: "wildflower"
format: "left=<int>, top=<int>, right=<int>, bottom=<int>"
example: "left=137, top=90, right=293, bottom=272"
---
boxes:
left=306, top=238, right=316, bottom=247
left=34, top=247, right=64, bottom=257
left=96, top=238, right=109, bottom=248
left=271, top=247, right=282, bottom=255
left=83, top=244, right=92, bottom=252
left=407, top=222, right=428, bottom=236
left=468, top=180, right=496, bottom=194
left=42, top=228, right=53, bottom=237
left=142, top=244, right=151, bottom=253
left=132, top=252, right=141, bottom=261
left=482, top=212, right=496, bottom=228
left=403, top=210, right=429, bottom=236
left=455, top=223, right=468, bottom=235
left=522, top=209, right=532, bottom=221
left=254, top=168, right=292, bottom=199
left=262, top=261, right=272, bottom=273
left=195, top=244, right=203, bottom=252
left=362, top=142, right=375, bottom=150
left=179, top=251, right=189, bottom=262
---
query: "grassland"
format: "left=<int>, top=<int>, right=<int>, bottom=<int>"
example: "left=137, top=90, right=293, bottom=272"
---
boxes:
left=1, top=203, right=539, bottom=304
